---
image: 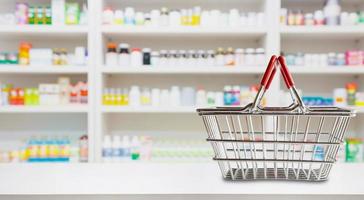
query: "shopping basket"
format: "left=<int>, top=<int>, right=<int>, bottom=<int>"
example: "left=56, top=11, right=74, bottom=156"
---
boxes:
left=197, top=55, right=356, bottom=181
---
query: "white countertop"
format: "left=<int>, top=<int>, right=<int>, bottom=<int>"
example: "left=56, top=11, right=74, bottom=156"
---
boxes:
left=0, top=163, right=363, bottom=195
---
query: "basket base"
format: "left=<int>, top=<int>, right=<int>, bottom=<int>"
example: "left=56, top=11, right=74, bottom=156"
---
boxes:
left=223, top=168, right=328, bottom=181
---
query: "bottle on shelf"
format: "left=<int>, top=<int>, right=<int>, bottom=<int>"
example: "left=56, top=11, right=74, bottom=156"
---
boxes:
left=118, top=43, right=130, bottom=67
left=102, top=135, right=113, bottom=163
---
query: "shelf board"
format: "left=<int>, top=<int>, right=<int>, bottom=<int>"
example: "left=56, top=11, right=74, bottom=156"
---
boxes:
left=101, top=106, right=196, bottom=113
left=289, top=66, right=364, bottom=74
left=0, top=105, right=89, bottom=113
left=101, top=25, right=267, bottom=37
left=280, top=26, right=364, bottom=39
left=101, top=66, right=264, bottom=74
left=0, top=25, right=88, bottom=36
left=0, top=65, right=88, bottom=74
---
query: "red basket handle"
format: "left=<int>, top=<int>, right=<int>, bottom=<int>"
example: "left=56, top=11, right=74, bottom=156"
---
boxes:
left=278, top=56, right=295, bottom=89
left=260, top=55, right=295, bottom=90
left=252, top=55, right=305, bottom=112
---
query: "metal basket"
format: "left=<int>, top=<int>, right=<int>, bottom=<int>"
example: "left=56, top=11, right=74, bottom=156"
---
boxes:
left=197, top=55, right=356, bottom=181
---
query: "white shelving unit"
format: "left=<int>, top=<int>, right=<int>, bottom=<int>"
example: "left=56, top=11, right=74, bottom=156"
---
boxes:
left=1, top=1, right=364, bottom=195
left=0, top=0, right=96, bottom=162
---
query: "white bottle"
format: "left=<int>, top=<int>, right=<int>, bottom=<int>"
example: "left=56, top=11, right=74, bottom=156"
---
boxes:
left=74, top=46, right=86, bottom=66
left=52, top=0, right=66, bottom=25
left=102, top=135, right=113, bottom=163
left=333, top=88, right=347, bottom=107
left=130, top=48, right=142, bottom=67
left=228, top=9, right=240, bottom=27
left=215, top=48, right=225, bottom=66
left=181, top=87, right=195, bottom=106
left=235, top=48, right=244, bottom=66
left=112, top=135, right=122, bottom=162
left=122, top=136, right=130, bottom=161
left=255, top=48, right=265, bottom=66
left=215, top=92, right=224, bottom=106
left=118, top=43, right=130, bottom=67
left=323, top=0, right=341, bottom=26
left=160, top=89, right=170, bottom=106
left=206, top=50, right=215, bottom=66
left=102, top=8, right=114, bottom=24
left=169, top=50, right=178, bottom=66
left=256, top=12, right=265, bottom=26
left=150, top=9, right=161, bottom=27
left=124, top=7, right=135, bottom=25
left=135, top=12, right=145, bottom=25
left=106, top=47, right=118, bottom=66
left=196, top=88, right=207, bottom=106
left=170, top=86, right=181, bottom=106
left=160, top=7, right=169, bottom=27
left=151, top=51, right=160, bottom=66
left=247, top=12, right=256, bottom=26
left=200, top=11, right=210, bottom=27
left=159, top=50, right=168, bottom=66
left=151, top=88, right=161, bottom=106
left=169, top=10, right=181, bottom=27
left=245, top=48, right=255, bottom=65
left=129, top=86, right=141, bottom=106
left=210, top=10, right=220, bottom=27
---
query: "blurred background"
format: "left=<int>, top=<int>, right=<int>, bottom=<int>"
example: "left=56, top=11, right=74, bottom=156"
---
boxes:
left=0, top=0, right=363, bottom=199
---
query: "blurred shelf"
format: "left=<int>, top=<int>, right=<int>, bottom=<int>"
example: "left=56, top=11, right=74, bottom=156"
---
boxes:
left=289, top=66, right=364, bottom=74
left=347, top=106, right=364, bottom=114
left=0, top=163, right=363, bottom=195
left=0, top=25, right=88, bottom=36
left=280, top=26, right=364, bottom=39
left=100, top=105, right=364, bottom=114
left=101, top=66, right=264, bottom=74
left=101, top=25, right=267, bottom=37
left=0, top=65, right=88, bottom=74
left=0, top=105, right=89, bottom=113
left=101, top=106, right=196, bottom=113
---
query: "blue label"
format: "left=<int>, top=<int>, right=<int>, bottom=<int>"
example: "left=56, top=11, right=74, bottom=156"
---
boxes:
left=113, top=148, right=123, bottom=157
left=102, top=148, right=113, bottom=157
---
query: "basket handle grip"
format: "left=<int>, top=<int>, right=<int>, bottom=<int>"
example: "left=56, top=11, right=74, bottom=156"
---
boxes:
left=252, top=55, right=305, bottom=112
left=278, top=56, right=295, bottom=89
left=260, top=55, right=295, bottom=90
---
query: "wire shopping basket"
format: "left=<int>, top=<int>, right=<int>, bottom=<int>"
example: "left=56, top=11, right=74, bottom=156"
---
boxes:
left=197, top=55, right=356, bottom=181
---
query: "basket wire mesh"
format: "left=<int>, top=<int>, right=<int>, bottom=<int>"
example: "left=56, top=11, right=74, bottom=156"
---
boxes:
left=197, top=56, right=355, bottom=181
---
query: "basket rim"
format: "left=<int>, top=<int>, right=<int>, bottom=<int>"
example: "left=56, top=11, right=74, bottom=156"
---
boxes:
left=197, top=104, right=356, bottom=117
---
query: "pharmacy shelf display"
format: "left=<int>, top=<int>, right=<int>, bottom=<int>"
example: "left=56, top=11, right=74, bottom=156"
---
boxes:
left=0, top=0, right=363, bottom=171
left=95, top=0, right=278, bottom=161
left=0, top=0, right=95, bottom=163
